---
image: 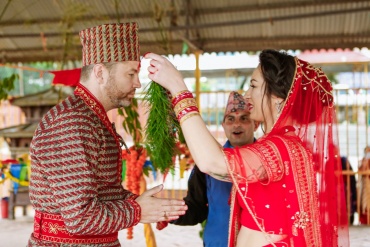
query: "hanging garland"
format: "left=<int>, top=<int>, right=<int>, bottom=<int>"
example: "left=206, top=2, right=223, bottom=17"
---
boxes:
left=117, top=2, right=189, bottom=243
left=143, top=83, right=183, bottom=174
left=119, top=83, right=190, bottom=241
left=122, top=147, right=146, bottom=194
left=119, top=97, right=147, bottom=240
left=121, top=146, right=147, bottom=240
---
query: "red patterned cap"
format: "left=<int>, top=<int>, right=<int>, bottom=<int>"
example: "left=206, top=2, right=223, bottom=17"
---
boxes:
left=79, top=23, right=140, bottom=66
left=224, top=91, right=248, bottom=119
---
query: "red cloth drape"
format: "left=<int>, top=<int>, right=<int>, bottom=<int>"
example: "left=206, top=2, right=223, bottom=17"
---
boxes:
left=49, top=68, right=81, bottom=87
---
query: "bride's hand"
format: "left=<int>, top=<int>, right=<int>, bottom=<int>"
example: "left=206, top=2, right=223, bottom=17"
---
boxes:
left=144, top=53, right=188, bottom=95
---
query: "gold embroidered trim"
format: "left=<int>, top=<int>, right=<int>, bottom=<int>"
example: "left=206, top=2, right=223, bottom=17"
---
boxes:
left=38, top=235, right=118, bottom=244
left=296, top=58, right=334, bottom=108
left=249, top=139, right=285, bottom=184
left=292, top=211, right=310, bottom=236
left=277, top=136, right=322, bottom=246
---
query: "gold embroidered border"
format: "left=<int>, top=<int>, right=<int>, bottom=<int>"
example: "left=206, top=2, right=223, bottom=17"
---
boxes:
left=34, top=211, right=118, bottom=244
left=249, top=139, right=285, bottom=183
left=278, top=136, right=322, bottom=246
left=39, top=235, right=118, bottom=244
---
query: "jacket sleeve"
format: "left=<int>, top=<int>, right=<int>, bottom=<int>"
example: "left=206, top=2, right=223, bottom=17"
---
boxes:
left=171, top=165, right=208, bottom=225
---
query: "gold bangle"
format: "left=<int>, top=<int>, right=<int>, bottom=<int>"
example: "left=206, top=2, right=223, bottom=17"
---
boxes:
left=179, top=112, right=200, bottom=125
left=174, top=98, right=198, bottom=116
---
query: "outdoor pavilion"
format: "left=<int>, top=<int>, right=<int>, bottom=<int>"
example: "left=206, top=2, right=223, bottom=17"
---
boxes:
left=1, top=0, right=370, bottom=103
left=0, top=0, right=370, bottom=246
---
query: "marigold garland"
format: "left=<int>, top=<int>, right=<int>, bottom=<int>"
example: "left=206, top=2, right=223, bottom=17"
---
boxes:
left=119, top=81, right=187, bottom=242
left=122, top=146, right=147, bottom=194
left=122, top=146, right=147, bottom=239
left=119, top=96, right=154, bottom=240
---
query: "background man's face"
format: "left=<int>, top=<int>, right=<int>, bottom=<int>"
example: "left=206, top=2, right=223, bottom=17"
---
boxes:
left=222, top=112, right=256, bottom=147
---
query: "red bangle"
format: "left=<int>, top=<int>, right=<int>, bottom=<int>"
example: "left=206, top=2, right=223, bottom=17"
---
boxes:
left=171, top=90, right=194, bottom=107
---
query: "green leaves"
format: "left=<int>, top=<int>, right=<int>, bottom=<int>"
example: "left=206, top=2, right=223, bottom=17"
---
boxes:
left=119, top=97, right=142, bottom=145
left=0, top=73, right=17, bottom=100
left=119, top=82, right=185, bottom=174
left=143, top=82, right=181, bottom=173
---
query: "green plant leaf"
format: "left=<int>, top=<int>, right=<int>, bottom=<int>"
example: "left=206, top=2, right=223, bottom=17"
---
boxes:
left=143, top=82, right=182, bottom=173
left=0, top=73, right=18, bottom=101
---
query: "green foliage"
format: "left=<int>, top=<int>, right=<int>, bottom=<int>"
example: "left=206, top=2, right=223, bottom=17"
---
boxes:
left=0, top=62, right=55, bottom=96
left=326, top=72, right=338, bottom=84
left=121, top=159, right=126, bottom=181
left=0, top=74, right=17, bottom=100
left=199, top=220, right=206, bottom=239
left=143, top=82, right=181, bottom=173
left=118, top=97, right=142, bottom=145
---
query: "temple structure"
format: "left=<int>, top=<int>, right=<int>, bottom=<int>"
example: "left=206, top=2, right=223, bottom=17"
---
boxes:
left=0, top=86, right=74, bottom=158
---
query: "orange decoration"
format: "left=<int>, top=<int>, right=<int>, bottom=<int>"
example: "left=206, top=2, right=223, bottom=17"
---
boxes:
left=175, top=142, right=194, bottom=167
left=122, top=146, right=147, bottom=239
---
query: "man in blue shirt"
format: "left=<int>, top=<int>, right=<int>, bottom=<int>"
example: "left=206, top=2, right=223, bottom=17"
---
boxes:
left=171, top=91, right=259, bottom=246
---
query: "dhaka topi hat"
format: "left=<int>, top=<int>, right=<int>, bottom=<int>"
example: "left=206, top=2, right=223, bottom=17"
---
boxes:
left=224, top=91, right=248, bottom=120
left=79, top=22, right=140, bottom=66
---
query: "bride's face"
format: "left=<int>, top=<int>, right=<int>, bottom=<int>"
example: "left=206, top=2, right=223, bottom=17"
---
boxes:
left=243, top=66, right=274, bottom=126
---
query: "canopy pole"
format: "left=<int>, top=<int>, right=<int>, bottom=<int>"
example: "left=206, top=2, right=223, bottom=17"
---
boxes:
left=194, top=50, right=201, bottom=113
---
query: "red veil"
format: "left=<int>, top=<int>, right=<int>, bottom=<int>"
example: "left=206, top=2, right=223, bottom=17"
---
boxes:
left=226, top=58, right=349, bottom=246
left=274, top=58, right=349, bottom=246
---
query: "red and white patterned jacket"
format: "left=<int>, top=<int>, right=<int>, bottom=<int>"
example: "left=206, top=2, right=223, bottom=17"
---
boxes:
left=28, top=85, right=140, bottom=247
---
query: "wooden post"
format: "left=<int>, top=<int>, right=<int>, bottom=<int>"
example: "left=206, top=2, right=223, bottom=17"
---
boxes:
left=194, top=50, right=201, bottom=113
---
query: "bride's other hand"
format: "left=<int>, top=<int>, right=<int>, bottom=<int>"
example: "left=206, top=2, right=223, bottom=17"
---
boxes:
left=144, top=53, right=188, bottom=95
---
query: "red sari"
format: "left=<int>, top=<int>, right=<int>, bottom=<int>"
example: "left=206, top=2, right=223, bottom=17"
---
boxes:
left=225, top=58, right=349, bottom=247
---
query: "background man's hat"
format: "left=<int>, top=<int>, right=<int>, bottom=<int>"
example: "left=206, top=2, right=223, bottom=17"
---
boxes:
left=224, top=91, right=248, bottom=119
left=79, top=22, right=140, bottom=66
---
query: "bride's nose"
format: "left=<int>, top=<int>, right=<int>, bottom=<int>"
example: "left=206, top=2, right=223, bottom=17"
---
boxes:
left=243, top=88, right=251, bottom=99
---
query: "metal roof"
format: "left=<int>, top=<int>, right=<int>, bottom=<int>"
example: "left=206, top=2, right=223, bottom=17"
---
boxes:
left=10, top=86, right=74, bottom=107
left=0, top=0, right=370, bottom=63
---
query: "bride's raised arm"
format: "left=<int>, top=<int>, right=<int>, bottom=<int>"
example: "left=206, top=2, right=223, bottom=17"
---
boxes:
left=144, top=53, right=263, bottom=182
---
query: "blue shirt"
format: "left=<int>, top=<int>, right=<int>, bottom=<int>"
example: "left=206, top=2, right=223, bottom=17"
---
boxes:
left=203, top=140, right=233, bottom=247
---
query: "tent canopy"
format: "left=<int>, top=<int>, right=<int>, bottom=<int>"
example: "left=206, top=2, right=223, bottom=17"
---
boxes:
left=1, top=0, right=370, bottom=64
